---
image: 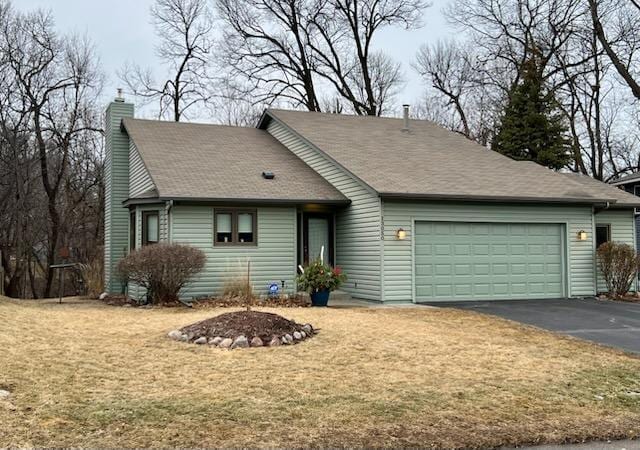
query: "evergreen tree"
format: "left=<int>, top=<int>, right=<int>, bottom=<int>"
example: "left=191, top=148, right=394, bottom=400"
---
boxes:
left=492, top=53, right=572, bottom=170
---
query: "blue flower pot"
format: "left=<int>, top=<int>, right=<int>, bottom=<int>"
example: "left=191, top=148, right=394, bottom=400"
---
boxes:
left=310, top=289, right=330, bottom=307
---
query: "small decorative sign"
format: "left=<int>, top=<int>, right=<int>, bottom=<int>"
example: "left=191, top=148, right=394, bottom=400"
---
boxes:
left=268, top=283, right=279, bottom=297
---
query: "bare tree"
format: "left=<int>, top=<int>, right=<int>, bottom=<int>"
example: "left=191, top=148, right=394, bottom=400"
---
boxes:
left=217, top=0, right=322, bottom=111
left=587, top=0, right=640, bottom=100
left=120, top=0, right=214, bottom=121
left=414, top=40, right=477, bottom=137
left=309, top=0, right=426, bottom=115
left=0, top=4, right=104, bottom=297
left=217, top=0, right=428, bottom=115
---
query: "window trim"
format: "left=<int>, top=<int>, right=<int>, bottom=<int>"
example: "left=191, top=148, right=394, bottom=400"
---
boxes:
left=142, top=210, right=160, bottom=246
left=595, top=223, right=611, bottom=249
left=214, top=208, right=258, bottom=246
left=129, top=210, right=136, bottom=251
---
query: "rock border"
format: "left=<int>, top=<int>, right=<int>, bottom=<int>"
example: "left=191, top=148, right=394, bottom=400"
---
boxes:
left=167, top=323, right=315, bottom=349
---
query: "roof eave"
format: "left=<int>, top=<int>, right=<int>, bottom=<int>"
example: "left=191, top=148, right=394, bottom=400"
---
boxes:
left=378, top=192, right=622, bottom=206
left=123, top=196, right=351, bottom=207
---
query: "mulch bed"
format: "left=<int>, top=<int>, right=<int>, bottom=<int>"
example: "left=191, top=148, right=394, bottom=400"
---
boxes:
left=100, top=294, right=310, bottom=308
left=181, top=311, right=306, bottom=341
left=191, top=295, right=310, bottom=308
left=597, top=294, right=640, bottom=303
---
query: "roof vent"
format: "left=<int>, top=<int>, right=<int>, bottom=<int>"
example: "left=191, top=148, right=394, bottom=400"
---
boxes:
left=402, top=104, right=410, bottom=132
left=262, top=171, right=275, bottom=180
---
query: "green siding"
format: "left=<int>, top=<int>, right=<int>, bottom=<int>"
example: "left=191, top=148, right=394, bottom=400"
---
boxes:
left=595, top=209, right=636, bottom=293
left=382, top=201, right=596, bottom=302
left=266, top=119, right=382, bottom=301
left=414, top=222, right=565, bottom=301
left=104, top=100, right=134, bottom=293
left=129, top=142, right=155, bottom=198
left=170, top=205, right=297, bottom=299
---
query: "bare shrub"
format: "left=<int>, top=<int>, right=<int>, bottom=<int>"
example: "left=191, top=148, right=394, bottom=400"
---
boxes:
left=78, top=253, right=104, bottom=299
left=116, top=243, right=206, bottom=304
left=597, top=242, right=640, bottom=298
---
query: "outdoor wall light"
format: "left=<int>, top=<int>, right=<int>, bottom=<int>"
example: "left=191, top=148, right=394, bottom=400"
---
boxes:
left=577, top=230, right=588, bottom=241
left=396, top=228, right=407, bottom=240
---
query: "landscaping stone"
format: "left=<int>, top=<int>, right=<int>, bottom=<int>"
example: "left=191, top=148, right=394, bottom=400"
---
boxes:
left=231, top=335, right=249, bottom=349
left=0, top=389, right=10, bottom=399
left=168, top=330, right=182, bottom=341
left=302, top=324, right=313, bottom=335
left=99, top=292, right=108, bottom=300
left=219, top=338, right=233, bottom=349
left=176, top=311, right=315, bottom=349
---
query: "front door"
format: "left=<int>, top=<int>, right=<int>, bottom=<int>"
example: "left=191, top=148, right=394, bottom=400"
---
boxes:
left=302, top=213, right=334, bottom=265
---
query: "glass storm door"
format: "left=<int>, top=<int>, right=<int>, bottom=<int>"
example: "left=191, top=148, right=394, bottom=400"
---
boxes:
left=303, top=214, right=334, bottom=265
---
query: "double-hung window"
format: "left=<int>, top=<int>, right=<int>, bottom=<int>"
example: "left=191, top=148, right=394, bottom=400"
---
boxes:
left=142, top=211, right=160, bottom=246
left=214, top=209, right=257, bottom=245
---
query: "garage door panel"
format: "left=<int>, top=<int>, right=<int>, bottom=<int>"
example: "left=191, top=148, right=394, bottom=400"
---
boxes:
left=415, top=222, right=565, bottom=301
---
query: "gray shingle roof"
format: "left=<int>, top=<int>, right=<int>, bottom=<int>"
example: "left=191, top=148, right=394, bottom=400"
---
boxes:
left=265, top=109, right=640, bottom=207
left=610, top=171, right=640, bottom=186
left=122, top=118, right=348, bottom=203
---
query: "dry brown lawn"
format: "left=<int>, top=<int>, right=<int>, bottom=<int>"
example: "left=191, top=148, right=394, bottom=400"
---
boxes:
left=1, top=296, right=640, bottom=449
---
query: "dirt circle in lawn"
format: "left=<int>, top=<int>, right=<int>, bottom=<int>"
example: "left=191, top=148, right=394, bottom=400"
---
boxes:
left=167, top=310, right=315, bottom=349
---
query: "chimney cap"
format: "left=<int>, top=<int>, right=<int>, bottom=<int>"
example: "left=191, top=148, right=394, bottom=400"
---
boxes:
left=115, top=88, right=124, bottom=102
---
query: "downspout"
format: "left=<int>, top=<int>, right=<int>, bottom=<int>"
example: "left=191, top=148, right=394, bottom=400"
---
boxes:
left=165, top=200, right=174, bottom=243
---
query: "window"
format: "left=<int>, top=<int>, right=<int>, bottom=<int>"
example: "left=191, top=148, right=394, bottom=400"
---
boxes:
left=214, top=209, right=257, bottom=245
left=595, top=224, right=611, bottom=249
left=635, top=185, right=640, bottom=214
left=129, top=211, right=136, bottom=251
left=142, top=211, right=159, bottom=245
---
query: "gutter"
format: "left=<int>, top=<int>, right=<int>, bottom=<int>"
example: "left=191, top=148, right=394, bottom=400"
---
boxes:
left=378, top=192, right=620, bottom=206
left=123, top=196, right=352, bottom=207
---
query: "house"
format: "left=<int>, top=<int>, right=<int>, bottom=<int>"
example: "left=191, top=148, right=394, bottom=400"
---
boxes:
left=104, top=97, right=640, bottom=303
left=610, top=172, right=640, bottom=252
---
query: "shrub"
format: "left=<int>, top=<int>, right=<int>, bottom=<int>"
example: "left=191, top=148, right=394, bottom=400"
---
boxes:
left=116, top=243, right=206, bottom=304
left=78, top=252, right=104, bottom=299
left=296, top=259, right=346, bottom=293
left=597, top=241, right=640, bottom=298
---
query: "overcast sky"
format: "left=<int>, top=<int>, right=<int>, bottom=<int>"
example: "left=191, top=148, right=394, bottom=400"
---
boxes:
left=17, top=0, right=455, bottom=121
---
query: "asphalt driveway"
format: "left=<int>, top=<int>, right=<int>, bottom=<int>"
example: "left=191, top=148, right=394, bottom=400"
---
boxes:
left=427, top=298, right=640, bottom=354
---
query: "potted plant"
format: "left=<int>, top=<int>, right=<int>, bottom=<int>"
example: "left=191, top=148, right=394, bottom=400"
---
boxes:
left=297, top=259, right=347, bottom=306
